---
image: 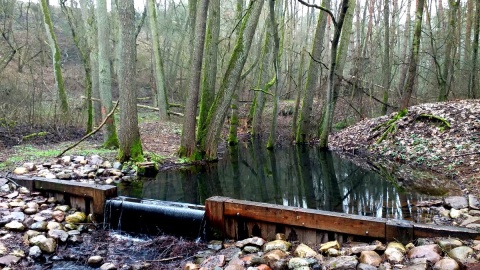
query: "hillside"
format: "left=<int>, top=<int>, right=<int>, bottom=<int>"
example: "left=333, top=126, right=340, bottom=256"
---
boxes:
left=329, top=100, right=480, bottom=197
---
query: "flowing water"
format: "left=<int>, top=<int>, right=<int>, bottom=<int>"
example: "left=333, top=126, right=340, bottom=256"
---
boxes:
left=117, top=142, right=434, bottom=221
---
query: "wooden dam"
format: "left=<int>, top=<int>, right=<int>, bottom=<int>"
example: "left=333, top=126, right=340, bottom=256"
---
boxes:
left=9, top=175, right=480, bottom=244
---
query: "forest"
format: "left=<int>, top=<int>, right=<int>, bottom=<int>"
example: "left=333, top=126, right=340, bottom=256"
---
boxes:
left=0, top=0, right=477, bottom=163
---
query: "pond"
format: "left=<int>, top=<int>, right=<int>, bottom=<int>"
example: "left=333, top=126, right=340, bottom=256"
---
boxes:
left=117, top=141, right=433, bottom=221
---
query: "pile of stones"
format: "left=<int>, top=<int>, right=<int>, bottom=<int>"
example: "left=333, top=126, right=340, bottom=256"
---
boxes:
left=11, top=154, right=137, bottom=184
left=187, top=234, right=480, bottom=270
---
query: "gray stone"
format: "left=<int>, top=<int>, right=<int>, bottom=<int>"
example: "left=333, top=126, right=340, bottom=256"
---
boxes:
left=436, top=238, right=463, bottom=251
left=262, top=249, right=289, bottom=262
left=100, top=263, right=117, bottom=270
left=236, top=237, right=266, bottom=248
left=9, top=211, right=25, bottom=222
left=469, top=195, right=480, bottom=210
left=433, top=258, right=460, bottom=270
left=288, top=258, right=309, bottom=269
left=243, top=246, right=260, bottom=253
left=199, top=255, right=225, bottom=269
left=8, top=201, right=25, bottom=208
left=23, top=208, right=37, bottom=215
left=0, top=242, right=6, bottom=255
left=448, top=246, right=474, bottom=263
left=327, top=248, right=341, bottom=256
left=207, top=240, right=223, bottom=251
left=88, top=255, right=104, bottom=265
left=323, top=256, right=358, bottom=270
left=30, top=221, right=48, bottom=231
left=52, top=210, right=65, bottom=222
left=384, top=247, right=404, bottom=264
left=359, top=250, right=382, bottom=267
left=408, top=244, right=442, bottom=264
left=48, top=229, right=68, bottom=242
left=0, top=255, right=21, bottom=266
left=28, top=246, right=42, bottom=258
left=23, top=163, right=36, bottom=172
left=18, top=187, right=30, bottom=194
left=47, top=221, right=63, bottom=230
left=357, top=263, right=378, bottom=270
left=460, top=216, right=480, bottom=227
left=445, top=196, right=469, bottom=210
left=469, top=210, right=480, bottom=216
left=113, top=162, right=122, bottom=170
left=450, top=208, right=462, bottom=219
left=30, top=235, right=57, bottom=253
left=5, top=220, right=25, bottom=231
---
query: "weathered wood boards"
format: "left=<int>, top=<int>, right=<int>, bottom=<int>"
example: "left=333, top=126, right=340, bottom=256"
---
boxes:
left=205, top=196, right=480, bottom=244
left=9, top=175, right=116, bottom=218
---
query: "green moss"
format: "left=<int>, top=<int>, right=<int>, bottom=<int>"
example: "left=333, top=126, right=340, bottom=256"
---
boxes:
left=22, top=132, right=49, bottom=140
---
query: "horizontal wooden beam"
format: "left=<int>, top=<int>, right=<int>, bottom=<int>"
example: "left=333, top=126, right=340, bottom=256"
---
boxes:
left=205, top=197, right=480, bottom=243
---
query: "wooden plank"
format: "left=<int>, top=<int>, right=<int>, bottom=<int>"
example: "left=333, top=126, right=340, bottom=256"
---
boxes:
left=222, top=198, right=387, bottom=238
left=386, top=219, right=414, bottom=244
left=205, top=196, right=227, bottom=239
left=414, top=223, right=480, bottom=240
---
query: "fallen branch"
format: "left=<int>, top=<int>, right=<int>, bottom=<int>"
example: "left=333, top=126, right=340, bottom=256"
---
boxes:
left=452, top=151, right=480, bottom=157
left=146, top=256, right=183, bottom=262
left=56, top=102, right=119, bottom=157
left=372, top=109, right=408, bottom=143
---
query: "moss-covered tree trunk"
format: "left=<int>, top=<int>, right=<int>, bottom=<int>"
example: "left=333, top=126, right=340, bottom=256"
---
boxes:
left=117, top=0, right=143, bottom=162
left=179, top=0, right=209, bottom=158
left=318, top=0, right=351, bottom=149
left=39, top=0, right=68, bottom=116
left=200, top=0, right=264, bottom=160
left=198, top=0, right=221, bottom=143
left=96, top=0, right=119, bottom=148
left=266, top=0, right=283, bottom=149
left=147, top=0, right=168, bottom=121
left=295, top=0, right=329, bottom=143
left=399, top=0, right=425, bottom=110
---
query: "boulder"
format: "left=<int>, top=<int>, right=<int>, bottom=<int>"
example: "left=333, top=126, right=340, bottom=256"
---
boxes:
left=5, top=220, right=25, bottom=231
left=65, top=212, right=86, bottom=223
left=445, top=196, right=469, bottom=210
left=264, top=240, right=291, bottom=252
left=359, top=250, right=382, bottom=267
left=323, top=256, right=358, bottom=270
left=407, top=244, right=442, bottom=264
left=320, top=240, right=340, bottom=252
left=433, top=258, right=460, bottom=270
left=448, top=246, right=474, bottom=264
left=436, top=238, right=463, bottom=252
left=294, top=243, right=318, bottom=258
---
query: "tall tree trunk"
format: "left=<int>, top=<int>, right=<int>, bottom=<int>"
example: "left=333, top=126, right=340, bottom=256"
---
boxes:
left=296, top=0, right=329, bottom=144
left=318, top=0, right=353, bottom=148
left=397, top=0, right=412, bottom=97
left=147, top=0, right=169, bottom=120
left=179, top=0, right=209, bottom=158
left=200, top=0, right=264, bottom=160
left=468, top=0, right=480, bottom=98
left=381, top=0, right=390, bottom=115
left=39, top=0, right=68, bottom=116
left=399, top=0, right=425, bottom=110
left=197, top=0, right=220, bottom=144
left=438, top=0, right=459, bottom=101
left=96, top=0, right=119, bottom=148
left=117, top=0, right=143, bottom=162
left=266, top=0, right=282, bottom=149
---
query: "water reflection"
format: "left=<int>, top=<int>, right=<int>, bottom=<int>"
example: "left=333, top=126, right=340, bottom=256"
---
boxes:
left=118, top=142, right=430, bottom=220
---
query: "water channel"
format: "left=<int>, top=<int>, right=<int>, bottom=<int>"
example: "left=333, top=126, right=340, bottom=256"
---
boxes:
left=117, top=141, right=433, bottom=222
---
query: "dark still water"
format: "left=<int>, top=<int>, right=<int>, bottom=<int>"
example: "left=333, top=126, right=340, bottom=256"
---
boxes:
left=117, top=142, right=431, bottom=221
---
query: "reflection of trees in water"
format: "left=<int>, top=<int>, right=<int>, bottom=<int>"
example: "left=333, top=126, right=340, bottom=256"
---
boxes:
left=135, top=142, right=425, bottom=220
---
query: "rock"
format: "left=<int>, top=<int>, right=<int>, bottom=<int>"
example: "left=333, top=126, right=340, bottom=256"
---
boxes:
left=5, top=220, right=25, bottom=231
left=461, top=216, right=480, bottom=227
left=469, top=195, right=480, bottom=210
left=445, top=196, right=469, bottom=210
left=28, top=246, right=42, bottom=258
left=207, top=240, right=223, bottom=251
left=8, top=200, right=25, bottom=207
left=184, top=262, right=200, bottom=270
left=200, top=255, right=225, bottom=269
left=13, top=167, right=28, bottom=175
left=448, top=246, right=474, bottom=263
left=88, top=255, right=104, bottom=265
left=469, top=210, right=480, bottom=216
left=23, top=163, right=36, bottom=172
left=65, top=212, right=86, bottom=223
left=264, top=239, right=291, bottom=252
left=25, top=230, right=41, bottom=239
left=288, top=258, right=309, bottom=269
left=294, top=243, right=318, bottom=258
left=48, top=229, right=68, bottom=242
left=320, top=240, right=340, bottom=252
left=256, top=264, right=272, bottom=270
left=23, top=208, right=37, bottom=215
left=9, top=211, right=25, bottom=222
left=30, top=235, right=57, bottom=253
left=327, top=248, right=340, bottom=256
left=100, top=262, right=117, bottom=270
left=30, top=221, right=48, bottom=231
left=433, top=258, right=460, bottom=270
left=387, top=242, right=406, bottom=253
left=384, top=247, right=404, bottom=263
left=357, top=263, right=378, bottom=270
left=0, top=255, right=21, bottom=266
left=405, top=258, right=428, bottom=270
left=436, top=238, right=463, bottom=251
left=359, top=250, right=382, bottom=267
left=450, top=208, right=462, bottom=219
left=323, top=256, right=358, bottom=270
left=236, top=237, right=266, bottom=248
left=61, top=156, right=71, bottom=164
left=408, top=244, right=442, bottom=264
left=262, top=249, right=289, bottom=262
left=90, top=155, right=103, bottom=165
left=47, top=221, right=63, bottom=230
left=350, top=244, right=378, bottom=254
left=243, top=246, right=260, bottom=253
left=18, top=187, right=30, bottom=194
left=52, top=210, right=65, bottom=222
left=0, top=242, right=6, bottom=255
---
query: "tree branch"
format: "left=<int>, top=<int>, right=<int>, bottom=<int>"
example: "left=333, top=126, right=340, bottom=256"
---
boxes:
left=297, top=0, right=337, bottom=28
left=56, top=101, right=119, bottom=157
